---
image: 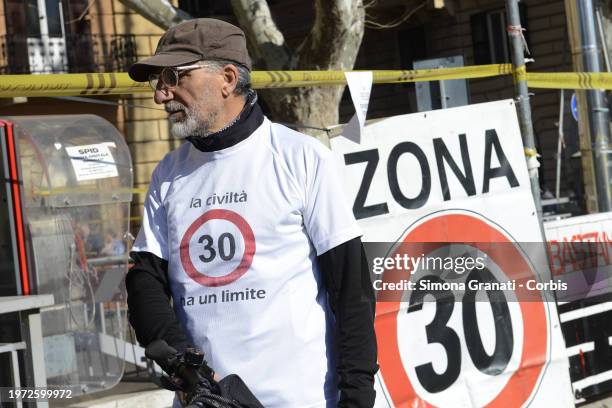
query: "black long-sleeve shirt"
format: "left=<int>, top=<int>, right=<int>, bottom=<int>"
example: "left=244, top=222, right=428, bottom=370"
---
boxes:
left=318, top=237, right=378, bottom=407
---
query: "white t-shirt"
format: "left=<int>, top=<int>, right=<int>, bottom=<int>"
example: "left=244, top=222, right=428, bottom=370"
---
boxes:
left=132, top=118, right=361, bottom=407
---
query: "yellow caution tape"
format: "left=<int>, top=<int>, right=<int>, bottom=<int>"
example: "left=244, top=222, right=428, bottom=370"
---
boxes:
left=513, top=65, right=527, bottom=82
left=524, top=147, right=539, bottom=157
left=35, top=186, right=145, bottom=196
left=524, top=71, right=612, bottom=90
left=0, top=64, right=611, bottom=97
left=0, top=72, right=149, bottom=98
left=0, top=65, right=511, bottom=98
left=253, top=64, right=514, bottom=88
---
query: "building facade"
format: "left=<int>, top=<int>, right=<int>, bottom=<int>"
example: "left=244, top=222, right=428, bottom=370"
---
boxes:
left=0, top=0, right=592, bottom=229
left=0, top=0, right=180, bottom=231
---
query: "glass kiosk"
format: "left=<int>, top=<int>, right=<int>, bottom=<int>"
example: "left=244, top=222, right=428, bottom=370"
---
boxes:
left=0, top=115, right=132, bottom=395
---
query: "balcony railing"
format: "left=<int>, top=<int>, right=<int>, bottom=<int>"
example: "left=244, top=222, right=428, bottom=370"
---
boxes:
left=0, top=34, right=139, bottom=75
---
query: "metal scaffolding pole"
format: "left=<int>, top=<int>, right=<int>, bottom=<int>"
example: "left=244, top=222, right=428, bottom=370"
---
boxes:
left=505, top=0, right=543, bottom=221
left=578, top=0, right=612, bottom=212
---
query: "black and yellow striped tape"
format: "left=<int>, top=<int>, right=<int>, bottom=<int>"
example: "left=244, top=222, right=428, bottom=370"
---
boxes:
left=1, top=64, right=611, bottom=97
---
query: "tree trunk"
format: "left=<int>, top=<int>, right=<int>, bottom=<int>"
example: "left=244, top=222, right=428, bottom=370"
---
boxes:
left=230, top=0, right=292, bottom=70
left=232, top=0, right=365, bottom=131
left=118, top=0, right=191, bottom=30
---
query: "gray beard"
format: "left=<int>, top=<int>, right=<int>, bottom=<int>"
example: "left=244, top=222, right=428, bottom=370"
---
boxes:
left=165, top=100, right=219, bottom=139
left=169, top=112, right=218, bottom=139
left=188, top=91, right=256, bottom=138
left=165, top=91, right=255, bottom=139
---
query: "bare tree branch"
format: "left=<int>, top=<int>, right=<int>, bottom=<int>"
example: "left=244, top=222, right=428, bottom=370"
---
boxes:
left=298, top=0, right=365, bottom=70
left=230, top=0, right=293, bottom=69
left=118, top=0, right=191, bottom=30
left=365, top=0, right=427, bottom=30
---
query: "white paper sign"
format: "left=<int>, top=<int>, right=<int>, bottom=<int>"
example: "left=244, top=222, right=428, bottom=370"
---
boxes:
left=545, top=212, right=612, bottom=300
left=65, top=143, right=118, bottom=181
left=343, top=71, right=373, bottom=144
left=330, top=100, right=574, bottom=407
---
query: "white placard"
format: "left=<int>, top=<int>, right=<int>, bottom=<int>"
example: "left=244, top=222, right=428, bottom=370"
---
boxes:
left=545, top=212, right=612, bottom=300
left=330, top=100, right=574, bottom=407
left=342, top=71, right=373, bottom=144
left=65, top=143, right=118, bottom=181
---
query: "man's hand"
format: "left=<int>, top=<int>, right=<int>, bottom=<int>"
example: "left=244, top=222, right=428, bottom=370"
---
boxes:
left=176, top=373, right=221, bottom=406
left=177, top=390, right=188, bottom=406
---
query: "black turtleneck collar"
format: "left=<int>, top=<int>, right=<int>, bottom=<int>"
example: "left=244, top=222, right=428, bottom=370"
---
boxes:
left=186, top=91, right=264, bottom=152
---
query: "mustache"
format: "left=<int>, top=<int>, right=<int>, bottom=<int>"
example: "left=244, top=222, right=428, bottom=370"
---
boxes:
left=165, top=101, right=186, bottom=112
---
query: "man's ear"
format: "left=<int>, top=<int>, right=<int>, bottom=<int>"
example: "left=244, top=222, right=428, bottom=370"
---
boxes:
left=221, top=64, right=239, bottom=97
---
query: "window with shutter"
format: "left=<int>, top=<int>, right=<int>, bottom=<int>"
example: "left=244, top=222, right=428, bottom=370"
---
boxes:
left=3, top=0, right=71, bottom=73
left=470, top=4, right=528, bottom=65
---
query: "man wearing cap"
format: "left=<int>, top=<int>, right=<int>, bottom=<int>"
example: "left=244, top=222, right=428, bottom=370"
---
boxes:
left=126, top=18, right=377, bottom=407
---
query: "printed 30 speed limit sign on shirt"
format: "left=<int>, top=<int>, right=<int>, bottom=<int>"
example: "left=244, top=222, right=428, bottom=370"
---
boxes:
left=133, top=118, right=361, bottom=407
left=330, top=100, right=574, bottom=407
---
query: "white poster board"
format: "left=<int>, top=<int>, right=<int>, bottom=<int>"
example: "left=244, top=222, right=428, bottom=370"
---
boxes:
left=330, top=100, right=574, bottom=407
left=545, top=212, right=612, bottom=301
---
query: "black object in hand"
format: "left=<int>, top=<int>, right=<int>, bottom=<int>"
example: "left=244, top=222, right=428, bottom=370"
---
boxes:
left=145, top=340, right=262, bottom=408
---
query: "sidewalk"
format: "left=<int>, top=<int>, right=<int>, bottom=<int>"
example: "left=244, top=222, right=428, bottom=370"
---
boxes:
left=582, top=396, right=612, bottom=408
left=50, top=381, right=174, bottom=408
left=48, top=380, right=612, bottom=408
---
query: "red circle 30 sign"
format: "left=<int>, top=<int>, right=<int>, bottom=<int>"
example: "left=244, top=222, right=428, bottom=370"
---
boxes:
left=375, top=211, right=548, bottom=407
left=180, top=209, right=255, bottom=287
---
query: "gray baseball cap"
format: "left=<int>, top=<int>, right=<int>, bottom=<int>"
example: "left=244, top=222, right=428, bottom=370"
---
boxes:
left=129, top=18, right=252, bottom=82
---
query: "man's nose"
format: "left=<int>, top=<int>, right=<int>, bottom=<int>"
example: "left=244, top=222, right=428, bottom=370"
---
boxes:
left=154, top=86, right=174, bottom=104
